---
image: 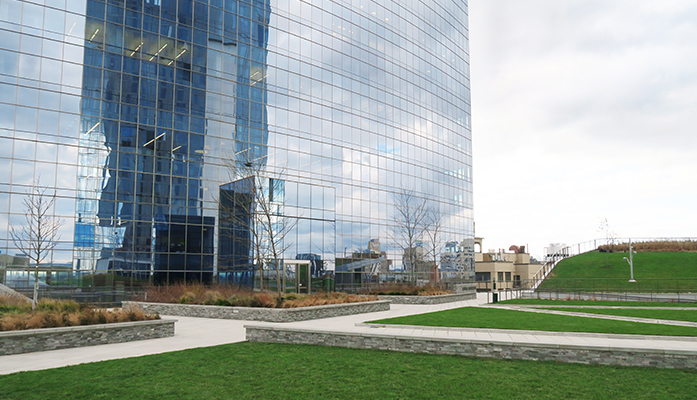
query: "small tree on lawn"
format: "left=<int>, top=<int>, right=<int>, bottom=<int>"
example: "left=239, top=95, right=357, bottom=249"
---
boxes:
left=10, top=182, right=64, bottom=310
left=598, top=217, right=618, bottom=251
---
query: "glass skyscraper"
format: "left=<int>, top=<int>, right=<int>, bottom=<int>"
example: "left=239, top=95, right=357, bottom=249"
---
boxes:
left=0, top=0, right=473, bottom=292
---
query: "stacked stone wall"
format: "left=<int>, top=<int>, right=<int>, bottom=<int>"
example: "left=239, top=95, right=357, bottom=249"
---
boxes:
left=0, top=319, right=176, bottom=356
left=379, top=292, right=476, bottom=304
left=125, top=301, right=390, bottom=322
left=245, top=326, right=697, bottom=370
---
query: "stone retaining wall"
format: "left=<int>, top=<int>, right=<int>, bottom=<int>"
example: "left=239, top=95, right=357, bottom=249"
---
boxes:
left=125, top=300, right=390, bottom=322
left=451, top=283, right=477, bottom=293
left=379, top=292, right=476, bottom=305
left=0, top=319, right=176, bottom=356
left=245, top=325, right=697, bottom=370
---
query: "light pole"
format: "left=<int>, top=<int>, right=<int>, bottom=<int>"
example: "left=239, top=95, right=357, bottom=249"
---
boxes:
left=623, top=238, right=636, bottom=283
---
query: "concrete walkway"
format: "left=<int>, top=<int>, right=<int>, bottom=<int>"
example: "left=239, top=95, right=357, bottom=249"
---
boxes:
left=483, top=304, right=697, bottom=327
left=4, top=293, right=697, bottom=375
left=0, top=316, right=248, bottom=375
left=248, top=296, right=697, bottom=353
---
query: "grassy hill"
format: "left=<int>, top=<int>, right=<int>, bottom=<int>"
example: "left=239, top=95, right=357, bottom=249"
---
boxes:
left=539, top=251, right=697, bottom=292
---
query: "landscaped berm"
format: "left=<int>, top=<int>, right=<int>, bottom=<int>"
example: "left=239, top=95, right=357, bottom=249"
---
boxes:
left=540, top=248, right=697, bottom=292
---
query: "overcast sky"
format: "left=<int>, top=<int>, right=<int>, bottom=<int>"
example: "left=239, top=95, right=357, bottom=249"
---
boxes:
left=468, top=0, right=697, bottom=257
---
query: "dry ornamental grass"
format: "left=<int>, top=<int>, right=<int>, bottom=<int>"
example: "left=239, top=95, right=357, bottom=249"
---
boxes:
left=0, top=297, right=159, bottom=332
left=138, top=283, right=378, bottom=308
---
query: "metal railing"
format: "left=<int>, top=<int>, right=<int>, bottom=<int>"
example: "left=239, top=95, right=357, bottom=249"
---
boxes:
left=334, top=271, right=473, bottom=294
left=485, top=288, right=522, bottom=303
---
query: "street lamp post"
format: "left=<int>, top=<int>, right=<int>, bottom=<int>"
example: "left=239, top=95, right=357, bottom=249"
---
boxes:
left=623, top=238, right=636, bottom=283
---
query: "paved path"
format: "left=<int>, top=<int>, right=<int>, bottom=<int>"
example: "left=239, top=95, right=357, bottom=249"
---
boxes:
left=482, top=304, right=697, bottom=327
left=0, top=316, right=248, bottom=375
left=531, top=291, right=697, bottom=302
left=248, top=297, right=697, bottom=354
left=4, top=293, right=697, bottom=375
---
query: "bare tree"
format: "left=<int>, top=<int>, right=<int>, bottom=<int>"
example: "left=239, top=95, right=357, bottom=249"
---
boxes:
left=10, top=182, right=64, bottom=310
left=597, top=217, right=618, bottom=251
left=424, top=207, right=443, bottom=285
left=218, top=174, right=263, bottom=289
left=388, top=188, right=430, bottom=283
left=220, top=156, right=297, bottom=302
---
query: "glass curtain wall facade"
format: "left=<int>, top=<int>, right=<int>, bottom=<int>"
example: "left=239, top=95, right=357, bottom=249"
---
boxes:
left=0, top=0, right=473, bottom=291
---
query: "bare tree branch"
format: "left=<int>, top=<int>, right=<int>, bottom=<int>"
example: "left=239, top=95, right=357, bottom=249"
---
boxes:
left=424, top=206, right=443, bottom=284
left=219, top=155, right=297, bottom=301
left=9, top=180, right=65, bottom=310
left=387, top=188, right=430, bottom=283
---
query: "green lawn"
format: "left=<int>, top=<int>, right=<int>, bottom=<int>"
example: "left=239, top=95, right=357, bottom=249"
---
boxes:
left=499, top=299, right=697, bottom=307
left=540, top=251, right=697, bottom=292
left=1, top=342, right=696, bottom=400
left=369, top=307, right=697, bottom=336
left=543, top=308, right=697, bottom=323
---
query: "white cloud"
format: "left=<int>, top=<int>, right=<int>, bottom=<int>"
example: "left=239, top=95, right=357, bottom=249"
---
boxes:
left=469, top=0, right=697, bottom=257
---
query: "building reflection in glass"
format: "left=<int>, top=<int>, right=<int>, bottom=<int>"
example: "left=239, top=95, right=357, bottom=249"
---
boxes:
left=1, top=0, right=472, bottom=292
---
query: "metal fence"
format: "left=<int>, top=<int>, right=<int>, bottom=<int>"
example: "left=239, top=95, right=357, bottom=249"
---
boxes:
left=334, top=271, right=473, bottom=294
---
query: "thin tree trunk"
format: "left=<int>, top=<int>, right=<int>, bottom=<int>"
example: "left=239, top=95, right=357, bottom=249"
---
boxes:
left=32, top=266, right=39, bottom=310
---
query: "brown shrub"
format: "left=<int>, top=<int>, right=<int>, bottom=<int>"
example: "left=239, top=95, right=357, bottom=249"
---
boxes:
left=41, top=313, right=61, bottom=328
left=1, top=315, right=27, bottom=331
left=25, top=314, right=45, bottom=330
left=252, top=293, right=276, bottom=308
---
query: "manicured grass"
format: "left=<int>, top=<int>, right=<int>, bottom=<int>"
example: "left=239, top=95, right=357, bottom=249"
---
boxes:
left=1, top=342, right=696, bottom=400
left=369, top=307, right=697, bottom=336
left=540, top=251, right=697, bottom=292
left=544, top=308, right=697, bottom=323
left=500, top=299, right=697, bottom=307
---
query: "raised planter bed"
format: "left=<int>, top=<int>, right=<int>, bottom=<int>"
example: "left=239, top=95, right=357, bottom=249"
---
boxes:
left=245, top=325, right=697, bottom=370
left=378, top=292, right=476, bottom=305
left=0, top=319, right=176, bottom=356
left=124, top=300, right=390, bottom=322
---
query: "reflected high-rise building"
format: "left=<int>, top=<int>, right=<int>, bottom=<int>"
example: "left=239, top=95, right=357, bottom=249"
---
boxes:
left=0, top=0, right=473, bottom=289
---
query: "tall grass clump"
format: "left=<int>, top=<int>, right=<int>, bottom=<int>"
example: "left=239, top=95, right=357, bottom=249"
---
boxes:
left=0, top=294, right=32, bottom=314
left=137, top=283, right=251, bottom=304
